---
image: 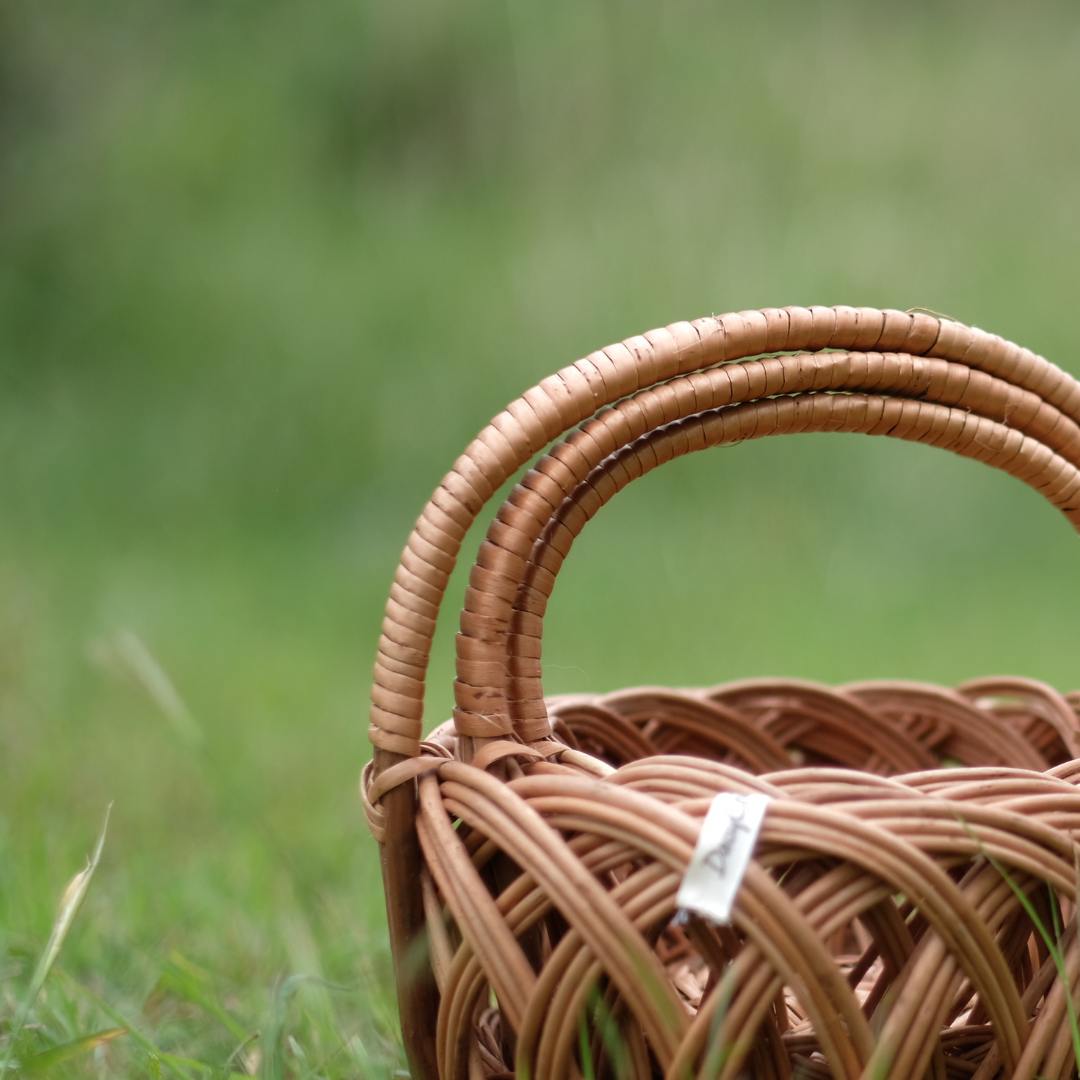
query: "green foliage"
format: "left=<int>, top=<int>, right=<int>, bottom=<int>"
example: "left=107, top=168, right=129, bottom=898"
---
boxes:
left=2, top=0, right=1080, bottom=1073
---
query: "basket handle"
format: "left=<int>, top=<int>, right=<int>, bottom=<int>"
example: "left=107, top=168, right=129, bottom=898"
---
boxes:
left=456, top=373, right=1080, bottom=740
left=371, top=307, right=1080, bottom=772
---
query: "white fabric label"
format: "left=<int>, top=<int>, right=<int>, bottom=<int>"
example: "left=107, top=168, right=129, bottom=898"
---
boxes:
left=676, top=792, right=770, bottom=925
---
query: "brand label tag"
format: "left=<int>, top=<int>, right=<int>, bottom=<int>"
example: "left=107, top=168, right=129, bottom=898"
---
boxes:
left=676, top=792, right=769, bottom=925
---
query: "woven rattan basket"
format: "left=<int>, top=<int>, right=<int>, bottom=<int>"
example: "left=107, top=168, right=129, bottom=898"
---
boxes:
left=363, top=306, right=1080, bottom=1079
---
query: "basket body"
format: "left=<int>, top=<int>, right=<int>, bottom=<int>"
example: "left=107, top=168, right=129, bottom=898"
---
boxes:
left=363, top=307, right=1080, bottom=1079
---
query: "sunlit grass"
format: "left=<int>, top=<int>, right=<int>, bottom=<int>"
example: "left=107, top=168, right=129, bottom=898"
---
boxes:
left=1, top=807, right=111, bottom=1074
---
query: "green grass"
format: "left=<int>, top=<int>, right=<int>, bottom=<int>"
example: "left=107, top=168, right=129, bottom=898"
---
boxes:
left=982, top=850, right=1080, bottom=1073
left=2, top=0, right=1080, bottom=1074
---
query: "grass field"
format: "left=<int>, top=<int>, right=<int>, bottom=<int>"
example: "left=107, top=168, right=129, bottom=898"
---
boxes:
left=2, top=2, right=1080, bottom=1075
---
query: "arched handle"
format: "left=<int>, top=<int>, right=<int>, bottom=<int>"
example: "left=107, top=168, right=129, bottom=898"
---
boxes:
left=456, top=381, right=1080, bottom=739
left=372, top=308, right=1080, bottom=772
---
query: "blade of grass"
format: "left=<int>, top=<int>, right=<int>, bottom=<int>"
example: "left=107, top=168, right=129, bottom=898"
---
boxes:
left=157, top=951, right=248, bottom=1042
left=957, top=815, right=1080, bottom=1071
left=576, top=1006, right=596, bottom=1080
left=56, top=968, right=201, bottom=1080
left=993, top=867, right=1080, bottom=1068
left=700, top=966, right=736, bottom=1077
left=0, top=804, right=112, bottom=1075
left=106, top=630, right=203, bottom=749
left=588, top=986, right=633, bottom=1080
left=20, top=1027, right=126, bottom=1074
left=261, top=974, right=353, bottom=1080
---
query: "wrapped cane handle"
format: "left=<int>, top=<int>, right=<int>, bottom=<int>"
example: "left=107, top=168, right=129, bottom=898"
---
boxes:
left=452, top=354, right=1080, bottom=740
left=371, top=308, right=1080, bottom=772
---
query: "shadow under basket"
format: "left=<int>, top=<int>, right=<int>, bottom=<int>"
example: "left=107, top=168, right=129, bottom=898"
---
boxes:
left=363, top=306, right=1080, bottom=1079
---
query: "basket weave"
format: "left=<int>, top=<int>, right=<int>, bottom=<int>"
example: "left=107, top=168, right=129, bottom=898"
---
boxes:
left=363, top=306, right=1080, bottom=1079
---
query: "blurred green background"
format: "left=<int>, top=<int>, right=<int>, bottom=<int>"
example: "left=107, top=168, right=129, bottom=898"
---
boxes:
left=2, top=1, right=1079, bottom=1075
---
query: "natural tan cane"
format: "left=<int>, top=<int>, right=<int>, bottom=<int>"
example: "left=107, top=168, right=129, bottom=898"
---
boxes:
left=364, top=306, right=1080, bottom=1079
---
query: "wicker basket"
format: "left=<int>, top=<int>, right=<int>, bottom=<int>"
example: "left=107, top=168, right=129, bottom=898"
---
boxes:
left=363, top=306, right=1080, bottom=1079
